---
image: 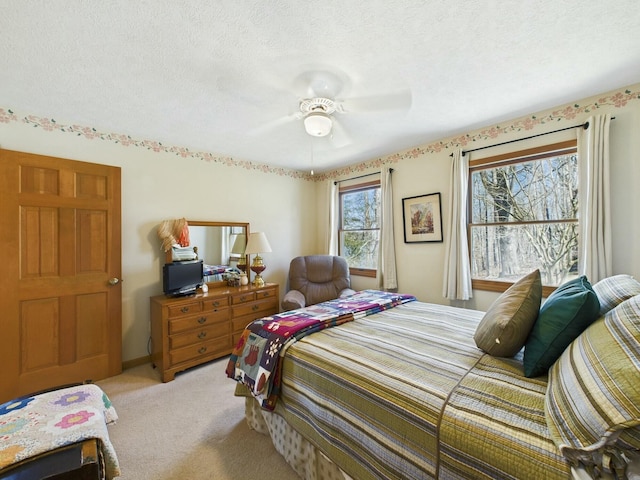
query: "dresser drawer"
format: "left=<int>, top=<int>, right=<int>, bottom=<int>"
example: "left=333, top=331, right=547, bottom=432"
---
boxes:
left=170, top=336, right=231, bottom=365
left=170, top=323, right=230, bottom=349
left=231, top=291, right=256, bottom=304
left=231, top=302, right=278, bottom=345
left=232, top=300, right=279, bottom=332
left=255, top=287, right=277, bottom=301
left=167, top=300, right=202, bottom=318
left=169, top=309, right=230, bottom=334
left=231, top=314, right=255, bottom=334
left=202, top=296, right=230, bottom=311
left=233, top=297, right=277, bottom=318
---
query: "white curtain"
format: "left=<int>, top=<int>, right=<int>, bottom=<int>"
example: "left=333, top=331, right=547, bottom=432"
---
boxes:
left=377, top=168, right=398, bottom=291
left=442, top=149, right=473, bottom=300
left=220, top=226, right=231, bottom=264
left=326, top=179, right=339, bottom=255
left=577, top=114, right=612, bottom=282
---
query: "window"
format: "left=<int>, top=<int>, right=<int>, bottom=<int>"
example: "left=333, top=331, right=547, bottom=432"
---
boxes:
left=339, top=180, right=381, bottom=277
left=469, top=140, right=578, bottom=293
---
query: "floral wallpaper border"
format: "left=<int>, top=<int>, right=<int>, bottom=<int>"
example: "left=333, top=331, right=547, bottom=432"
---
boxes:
left=1, top=86, right=638, bottom=182
left=318, top=86, right=640, bottom=181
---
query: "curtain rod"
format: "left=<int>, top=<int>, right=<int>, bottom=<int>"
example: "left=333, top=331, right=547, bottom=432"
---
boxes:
left=449, top=117, right=615, bottom=157
left=334, top=168, right=393, bottom=185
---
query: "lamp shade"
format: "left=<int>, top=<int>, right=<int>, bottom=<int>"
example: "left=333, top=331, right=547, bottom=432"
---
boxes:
left=244, top=232, right=272, bottom=255
left=230, top=234, right=246, bottom=254
left=303, top=112, right=332, bottom=137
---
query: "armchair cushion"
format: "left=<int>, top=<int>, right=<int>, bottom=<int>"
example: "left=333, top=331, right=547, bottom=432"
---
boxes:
left=339, top=288, right=357, bottom=298
left=282, top=289, right=306, bottom=311
left=282, top=255, right=353, bottom=311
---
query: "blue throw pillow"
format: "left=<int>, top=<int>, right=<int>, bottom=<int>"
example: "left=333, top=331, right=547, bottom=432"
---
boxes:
left=523, top=276, right=600, bottom=377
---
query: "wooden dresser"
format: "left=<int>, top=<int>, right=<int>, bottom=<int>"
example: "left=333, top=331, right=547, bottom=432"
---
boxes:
left=150, top=283, right=279, bottom=382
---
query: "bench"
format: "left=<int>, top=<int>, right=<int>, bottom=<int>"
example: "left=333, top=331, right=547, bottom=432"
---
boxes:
left=0, top=384, right=120, bottom=480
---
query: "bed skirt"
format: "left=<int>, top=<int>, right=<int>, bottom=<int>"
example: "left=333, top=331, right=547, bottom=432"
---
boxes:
left=245, top=397, right=352, bottom=480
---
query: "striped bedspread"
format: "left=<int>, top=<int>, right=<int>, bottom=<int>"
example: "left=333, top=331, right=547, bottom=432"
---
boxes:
left=227, top=290, right=416, bottom=410
left=273, top=300, right=571, bottom=480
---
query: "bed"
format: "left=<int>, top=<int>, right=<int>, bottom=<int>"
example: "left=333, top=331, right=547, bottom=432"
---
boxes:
left=203, top=263, right=231, bottom=283
left=227, top=275, right=640, bottom=479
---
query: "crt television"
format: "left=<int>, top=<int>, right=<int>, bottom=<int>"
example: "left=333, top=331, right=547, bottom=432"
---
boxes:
left=163, top=260, right=203, bottom=296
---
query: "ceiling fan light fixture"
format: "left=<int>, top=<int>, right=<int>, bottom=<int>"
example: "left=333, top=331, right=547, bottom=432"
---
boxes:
left=304, top=111, right=332, bottom=137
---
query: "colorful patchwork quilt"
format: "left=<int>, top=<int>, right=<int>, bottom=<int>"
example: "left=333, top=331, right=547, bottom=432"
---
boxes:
left=0, top=384, right=120, bottom=479
left=226, top=289, right=416, bottom=410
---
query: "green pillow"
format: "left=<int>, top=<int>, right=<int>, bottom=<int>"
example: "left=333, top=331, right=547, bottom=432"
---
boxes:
left=474, top=269, right=541, bottom=357
left=523, top=276, right=600, bottom=377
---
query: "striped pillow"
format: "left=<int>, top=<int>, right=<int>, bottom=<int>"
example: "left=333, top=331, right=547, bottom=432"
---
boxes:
left=545, top=294, right=640, bottom=472
left=593, top=274, right=640, bottom=315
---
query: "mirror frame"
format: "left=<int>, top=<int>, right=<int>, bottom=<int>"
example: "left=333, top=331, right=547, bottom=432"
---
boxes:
left=178, top=220, right=250, bottom=287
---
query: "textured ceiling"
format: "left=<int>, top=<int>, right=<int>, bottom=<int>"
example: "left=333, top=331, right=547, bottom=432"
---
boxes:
left=2, top=1, right=640, bottom=173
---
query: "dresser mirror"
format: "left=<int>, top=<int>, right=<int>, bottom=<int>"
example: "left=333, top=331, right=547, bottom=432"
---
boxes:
left=186, top=220, right=249, bottom=285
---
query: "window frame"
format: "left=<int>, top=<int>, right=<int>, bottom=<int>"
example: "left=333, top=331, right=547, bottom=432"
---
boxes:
left=467, top=140, right=578, bottom=296
left=338, top=179, right=381, bottom=278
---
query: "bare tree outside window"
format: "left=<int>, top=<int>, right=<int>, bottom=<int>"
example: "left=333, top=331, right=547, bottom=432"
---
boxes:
left=339, top=182, right=381, bottom=273
left=469, top=142, right=578, bottom=287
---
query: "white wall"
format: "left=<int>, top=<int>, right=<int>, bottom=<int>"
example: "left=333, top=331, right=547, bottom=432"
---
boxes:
left=0, top=122, right=317, bottom=362
left=316, top=82, right=640, bottom=312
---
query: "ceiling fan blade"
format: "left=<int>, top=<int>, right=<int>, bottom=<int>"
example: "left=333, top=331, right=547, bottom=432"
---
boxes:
left=216, top=67, right=298, bottom=111
left=248, top=112, right=302, bottom=136
left=326, top=117, right=351, bottom=148
left=291, top=67, right=351, bottom=99
left=337, top=89, right=412, bottom=114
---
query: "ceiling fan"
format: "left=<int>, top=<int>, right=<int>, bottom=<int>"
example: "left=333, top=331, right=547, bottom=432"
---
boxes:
left=300, top=97, right=338, bottom=137
left=250, top=67, right=412, bottom=144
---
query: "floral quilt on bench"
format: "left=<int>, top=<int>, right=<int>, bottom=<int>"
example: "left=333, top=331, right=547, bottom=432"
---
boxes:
left=0, top=384, right=120, bottom=479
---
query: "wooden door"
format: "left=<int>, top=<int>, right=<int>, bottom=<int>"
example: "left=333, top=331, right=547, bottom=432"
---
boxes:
left=0, top=149, right=122, bottom=402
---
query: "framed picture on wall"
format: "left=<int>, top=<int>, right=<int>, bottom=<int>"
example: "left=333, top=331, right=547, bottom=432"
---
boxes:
left=402, top=192, right=443, bottom=243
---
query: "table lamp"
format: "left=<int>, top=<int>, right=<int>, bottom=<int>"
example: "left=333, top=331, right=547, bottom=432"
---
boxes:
left=244, top=232, right=272, bottom=287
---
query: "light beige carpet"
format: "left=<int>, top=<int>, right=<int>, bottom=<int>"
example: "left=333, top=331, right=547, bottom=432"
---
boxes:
left=97, top=358, right=300, bottom=480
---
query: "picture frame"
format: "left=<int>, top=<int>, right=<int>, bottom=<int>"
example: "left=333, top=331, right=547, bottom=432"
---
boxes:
left=402, top=192, right=443, bottom=243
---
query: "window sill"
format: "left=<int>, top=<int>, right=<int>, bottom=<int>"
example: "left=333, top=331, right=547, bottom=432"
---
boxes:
left=349, top=268, right=376, bottom=278
left=472, top=279, right=556, bottom=297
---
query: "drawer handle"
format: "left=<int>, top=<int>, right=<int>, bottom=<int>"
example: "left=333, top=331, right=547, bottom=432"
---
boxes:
left=198, top=346, right=207, bottom=354
left=197, top=317, right=207, bottom=324
left=212, top=301, right=220, bottom=307
left=240, top=295, right=247, bottom=302
left=180, top=307, right=190, bottom=313
left=252, top=305, right=259, bottom=311
left=198, top=331, right=207, bottom=339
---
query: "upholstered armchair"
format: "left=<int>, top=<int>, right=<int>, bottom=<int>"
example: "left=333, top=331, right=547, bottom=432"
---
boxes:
left=281, top=255, right=356, bottom=311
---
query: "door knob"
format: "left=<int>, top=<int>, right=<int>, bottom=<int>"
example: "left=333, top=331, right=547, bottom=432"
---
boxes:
left=108, top=277, right=122, bottom=286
